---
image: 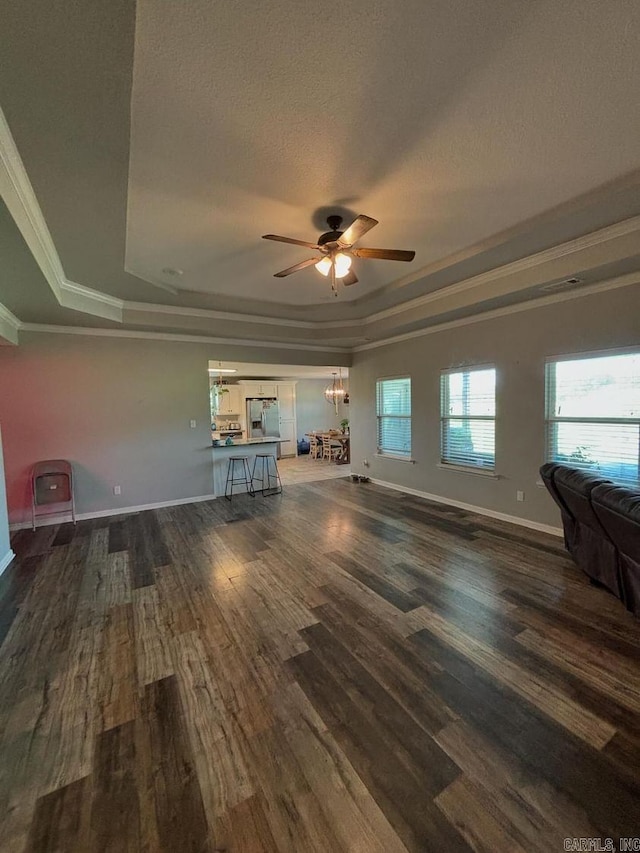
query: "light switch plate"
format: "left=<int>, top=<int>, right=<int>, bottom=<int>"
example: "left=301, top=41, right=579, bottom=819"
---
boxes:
left=190, top=419, right=197, bottom=428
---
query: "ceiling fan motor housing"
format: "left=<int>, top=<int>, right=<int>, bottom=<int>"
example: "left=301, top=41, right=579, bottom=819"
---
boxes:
left=317, top=215, right=344, bottom=247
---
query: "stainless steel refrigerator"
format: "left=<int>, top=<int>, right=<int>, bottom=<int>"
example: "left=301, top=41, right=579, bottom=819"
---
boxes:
left=247, top=398, right=280, bottom=439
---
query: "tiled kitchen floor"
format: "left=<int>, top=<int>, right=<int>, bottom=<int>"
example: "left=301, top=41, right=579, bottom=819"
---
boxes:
left=278, top=454, right=349, bottom=485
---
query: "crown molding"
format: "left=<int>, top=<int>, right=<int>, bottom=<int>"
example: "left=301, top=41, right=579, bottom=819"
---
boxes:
left=0, top=107, right=64, bottom=302
left=124, top=300, right=317, bottom=329
left=18, top=323, right=352, bottom=354
left=0, top=107, right=124, bottom=323
left=362, top=214, right=640, bottom=325
left=352, top=271, right=640, bottom=352
left=3, top=104, right=639, bottom=346
left=0, top=302, right=22, bottom=329
left=16, top=268, right=637, bottom=354
left=0, top=302, right=22, bottom=345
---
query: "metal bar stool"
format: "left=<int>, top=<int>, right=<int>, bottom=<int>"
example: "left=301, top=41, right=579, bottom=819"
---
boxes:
left=224, top=456, right=255, bottom=501
left=251, top=453, right=282, bottom=497
left=31, top=459, right=76, bottom=530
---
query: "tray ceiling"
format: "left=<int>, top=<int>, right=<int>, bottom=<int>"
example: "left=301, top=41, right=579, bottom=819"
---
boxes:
left=1, top=0, right=639, bottom=347
left=125, top=0, right=640, bottom=305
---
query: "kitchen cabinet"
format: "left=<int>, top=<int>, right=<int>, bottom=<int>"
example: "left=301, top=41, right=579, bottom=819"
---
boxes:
left=235, top=381, right=297, bottom=456
left=276, top=382, right=297, bottom=457
left=239, top=382, right=277, bottom=398
left=213, top=384, right=242, bottom=415
left=278, top=418, right=296, bottom=457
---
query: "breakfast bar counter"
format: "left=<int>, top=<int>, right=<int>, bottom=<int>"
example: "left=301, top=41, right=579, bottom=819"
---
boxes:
left=211, top=438, right=280, bottom=496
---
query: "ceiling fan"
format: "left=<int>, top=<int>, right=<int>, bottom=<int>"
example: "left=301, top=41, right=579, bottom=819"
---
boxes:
left=262, top=214, right=416, bottom=296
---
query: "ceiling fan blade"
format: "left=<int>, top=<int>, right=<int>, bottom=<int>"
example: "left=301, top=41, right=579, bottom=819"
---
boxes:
left=352, top=247, right=415, bottom=262
left=337, top=214, right=379, bottom=248
left=274, top=257, right=321, bottom=277
left=342, top=269, right=358, bottom=286
left=263, top=234, right=321, bottom=250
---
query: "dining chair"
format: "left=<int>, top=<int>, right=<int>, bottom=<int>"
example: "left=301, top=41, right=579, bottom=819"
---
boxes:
left=321, top=434, right=339, bottom=461
left=309, top=433, right=321, bottom=459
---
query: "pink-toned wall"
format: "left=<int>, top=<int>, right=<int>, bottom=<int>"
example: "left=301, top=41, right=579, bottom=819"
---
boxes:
left=0, top=427, right=11, bottom=566
left=0, top=331, right=343, bottom=525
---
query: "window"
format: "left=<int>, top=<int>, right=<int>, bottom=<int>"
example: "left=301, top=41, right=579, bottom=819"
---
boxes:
left=546, top=351, right=640, bottom=487
left=441, top=367, right=496, bottom=470
left=376, top=377, right=411, bottom=457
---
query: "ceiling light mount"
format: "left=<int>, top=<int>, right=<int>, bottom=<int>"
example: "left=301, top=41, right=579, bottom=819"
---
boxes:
left=318, top=215, right=344, bottom=246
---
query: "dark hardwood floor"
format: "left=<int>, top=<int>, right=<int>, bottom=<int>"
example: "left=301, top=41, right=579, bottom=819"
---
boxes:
left=1, top=478, right=640, bottom=852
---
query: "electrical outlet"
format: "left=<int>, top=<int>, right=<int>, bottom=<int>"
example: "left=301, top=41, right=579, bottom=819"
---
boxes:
left=113, top=485, right=121, bottom=496
left=363, top=459, right=370, bottom=468
left=190, top=419, right=197, bottom=429
left=516, top=490, right=525, bottom=502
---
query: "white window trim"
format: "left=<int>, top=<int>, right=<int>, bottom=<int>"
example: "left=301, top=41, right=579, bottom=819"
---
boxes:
left=376, top=375, right=412, bottom=459
left=375, top=452, right=417, bottom=464
left=437, top=462, right=500, bottom=479
left=440, top=365, right=497, bottom=472
left=544, top=352, right=640, bottom=487
left=544, top=344, right=639, bottom=365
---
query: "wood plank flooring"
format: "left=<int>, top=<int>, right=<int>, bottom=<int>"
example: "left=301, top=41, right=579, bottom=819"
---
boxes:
left=2, top=478, right=640, bottom=851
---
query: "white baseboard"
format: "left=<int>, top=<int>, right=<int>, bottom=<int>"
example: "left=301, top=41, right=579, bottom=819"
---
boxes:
left=0, top=549, right=16, bottom=576
left=9, top=493, right=217, bottom=531
left=369, top=478, right=563, bottom=537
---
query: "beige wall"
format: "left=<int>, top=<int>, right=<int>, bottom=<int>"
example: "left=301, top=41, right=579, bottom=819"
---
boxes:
left=0, top=332, right=348, bottom=524
left=349, top=286, right=640, bottom=530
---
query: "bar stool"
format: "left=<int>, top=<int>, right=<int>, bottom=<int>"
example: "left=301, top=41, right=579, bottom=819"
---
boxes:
left=224, top=456, right=255, bottom=501
left=251, top=453, right=282, bottom=497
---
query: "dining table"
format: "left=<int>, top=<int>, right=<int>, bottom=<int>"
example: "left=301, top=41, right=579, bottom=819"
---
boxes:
left=306, top=432, right=350, bottom=465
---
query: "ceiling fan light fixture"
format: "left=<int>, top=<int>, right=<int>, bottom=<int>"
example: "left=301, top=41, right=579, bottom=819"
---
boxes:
left=264, top=213, right=414, bottom=296
left=334, top=252, right=352, bottom=279
left=315, top=256, right=332, bottom=276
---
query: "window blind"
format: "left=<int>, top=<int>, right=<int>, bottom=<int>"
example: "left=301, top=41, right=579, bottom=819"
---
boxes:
left=376, top=377, right=411, bottom=457
left=545, top=352, right=640, bottom=487
left=441, top=368, right=496, bottom=469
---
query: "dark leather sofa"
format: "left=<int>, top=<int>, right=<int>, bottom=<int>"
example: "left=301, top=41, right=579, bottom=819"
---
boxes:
left=540, top=463, right=639, bottom=616
left=592, top=484, right=640, bottom=617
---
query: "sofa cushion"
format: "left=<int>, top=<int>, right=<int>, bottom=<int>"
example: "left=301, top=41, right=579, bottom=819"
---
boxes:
left=539, top=462, right=577, bottom=554
left=552, top=466, right=621, bottom=596
left=540, top=462, right=571, bottom=513
left=592, top=484, right=640, bottom=615
left=591, top=484, right=640, bottom=550
left=553, top=465, right=613, bottom=533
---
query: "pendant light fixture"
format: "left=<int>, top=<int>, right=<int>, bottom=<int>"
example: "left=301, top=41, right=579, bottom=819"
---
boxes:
left=211, top=361, right=236, bottom=407
left=324, top=369, right=346, bottom=414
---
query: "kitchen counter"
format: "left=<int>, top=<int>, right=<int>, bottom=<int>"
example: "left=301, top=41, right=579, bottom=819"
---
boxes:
left=212, top=437, right=281, bottom=447
left=211, top=438, right=281, bottom=496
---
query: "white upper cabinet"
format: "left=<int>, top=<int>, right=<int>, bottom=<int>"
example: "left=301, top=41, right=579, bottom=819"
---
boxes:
left=214, top=385, right=242, bottom=415
left=239, top=382, right=277, bottom=398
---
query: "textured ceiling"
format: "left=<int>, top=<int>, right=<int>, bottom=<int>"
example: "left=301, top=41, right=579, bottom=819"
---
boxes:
left=0, top=0, right=639, bottom=347
left=126, top=0, right=640, bottom=305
